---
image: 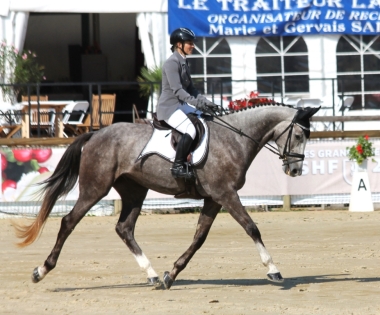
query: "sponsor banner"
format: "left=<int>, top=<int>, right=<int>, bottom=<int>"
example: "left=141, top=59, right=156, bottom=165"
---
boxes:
left=0, top=147, right=118, bottom=202
left=240, top=139, right=380, bottom=196
left=1, top=140, right=379, bottom=202
left=148, top=139, right=380, bottom=199
left=169, top=0, right=380, bottom=37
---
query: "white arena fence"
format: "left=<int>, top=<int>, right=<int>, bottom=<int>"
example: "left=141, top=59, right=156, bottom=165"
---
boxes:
left=1, top=139, right=379, bottom=217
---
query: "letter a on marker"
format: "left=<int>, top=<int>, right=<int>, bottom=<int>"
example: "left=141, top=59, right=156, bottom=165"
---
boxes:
left=358, top=179, right=367, bottom=191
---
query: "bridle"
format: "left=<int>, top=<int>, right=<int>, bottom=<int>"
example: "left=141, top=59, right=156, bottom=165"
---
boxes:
left=272, top=110, right=308, bottom=166
left=207, top=108, right=308, bottom=166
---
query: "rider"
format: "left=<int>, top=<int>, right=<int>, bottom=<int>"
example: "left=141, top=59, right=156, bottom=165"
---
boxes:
left=156, top=27, right=219, bottom=180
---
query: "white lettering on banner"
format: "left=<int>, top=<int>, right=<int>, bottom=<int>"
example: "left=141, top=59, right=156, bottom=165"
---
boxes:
left=251, top=0, right=272, bottom=10
left=325, top=9, right=345, bottom=19
left=352, top=0, right=380, bottom=9
left=303, top=159, right=338, bottom=175
left=373, top=158, right=380, bottom=172
left=302, top=161, right=309, bottom=175
left=328, top=160, right=338, bottom=174
left=209, top=24, right=257, bottom=35
left=305, top=150, right=315, bottom=158
left=312, top=160, right=325, bottom=174
left=178, top=0, right=192, bottom=9
left=316, top=149, right=347, bottom=158
left=194, top=0, right=210, bottom=10
left=215, top=0, right=343, bottom=11
left=284, top=21, right=345, bottom=33
left=178, top=0, right=209, bottom=10
left=351, top=21, right=380, bottom=32
left=349, top=11, right=380, bottom=20
left=207, top=10, right=337, bottom=26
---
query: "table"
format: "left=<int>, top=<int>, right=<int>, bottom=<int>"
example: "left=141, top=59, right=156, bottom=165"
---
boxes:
left=15, top=101, right=88, bottom=138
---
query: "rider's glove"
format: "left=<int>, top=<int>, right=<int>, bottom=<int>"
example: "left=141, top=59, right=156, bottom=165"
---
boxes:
left=195, top=99, right=208, bottom=112
left=205, top=102, right=220, bottom=112
left=196, top=99, right=220, bottom=114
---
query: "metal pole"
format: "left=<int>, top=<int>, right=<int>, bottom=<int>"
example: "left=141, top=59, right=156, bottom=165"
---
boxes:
left=341, top=79, right=345, bottom=131
left=332, top=79, right=335, bottom=131
left=97, top=84, right=102, bottom=129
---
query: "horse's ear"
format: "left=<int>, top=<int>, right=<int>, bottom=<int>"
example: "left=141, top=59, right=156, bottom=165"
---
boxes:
left=295, top=106, right=321, bottom=139
left=296, top=106, right=320, bottom=121
left=303, top=106, right=321, bottom=119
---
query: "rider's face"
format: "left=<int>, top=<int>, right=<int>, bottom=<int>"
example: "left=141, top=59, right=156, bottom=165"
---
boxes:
left=180, top=41, right=194, bottom=55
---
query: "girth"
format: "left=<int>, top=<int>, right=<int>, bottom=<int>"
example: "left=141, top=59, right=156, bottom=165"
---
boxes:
left=152, top=113, right=205, bottom=152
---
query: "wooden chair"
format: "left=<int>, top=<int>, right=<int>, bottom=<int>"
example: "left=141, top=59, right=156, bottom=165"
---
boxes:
left=74, top=94, right=116, bottom=134
left=30, top=109, right=56, bottom=136
left=21, top=95, right=55, bottom=136
left=21, top=95, right=49, bottom=102
left=0, top=110, right=22, bottom=138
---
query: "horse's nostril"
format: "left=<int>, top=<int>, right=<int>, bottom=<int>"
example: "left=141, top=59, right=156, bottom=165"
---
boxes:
left=291, top=169, right=298, bottom=175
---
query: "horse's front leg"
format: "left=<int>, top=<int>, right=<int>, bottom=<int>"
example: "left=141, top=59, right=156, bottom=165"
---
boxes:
left=163, top=197, right=221, bottom=289
left=215, top=191, right=283, bottom=283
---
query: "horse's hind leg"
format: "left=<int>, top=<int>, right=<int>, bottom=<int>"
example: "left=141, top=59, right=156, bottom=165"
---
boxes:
left=32, top=180, right=113, bottom=283
left=163, top=197, right=222, bottom=289
left=215, top=191, right=283, bottom=283
left=113, top=177, right=161, bottom=288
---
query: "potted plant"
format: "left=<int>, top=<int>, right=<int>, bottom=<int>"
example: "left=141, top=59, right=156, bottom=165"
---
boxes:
left=0, top=41, right=45, bottom=104
left=347, top=135, right=375, bottom=170
left=137, top=66, right=162, bottom=118
left=137, top=66, right=162, bottom=98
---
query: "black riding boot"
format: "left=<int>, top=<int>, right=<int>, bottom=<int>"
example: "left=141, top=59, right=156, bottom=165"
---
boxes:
left=171, top=133, right=195, bottom=180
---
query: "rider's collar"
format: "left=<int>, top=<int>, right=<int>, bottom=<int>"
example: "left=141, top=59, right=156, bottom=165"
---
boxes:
left=178, top=51, right=186, bottom=59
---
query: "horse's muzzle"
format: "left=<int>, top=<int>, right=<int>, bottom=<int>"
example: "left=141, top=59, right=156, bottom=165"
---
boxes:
left=283, top=164, right=302, bottom=177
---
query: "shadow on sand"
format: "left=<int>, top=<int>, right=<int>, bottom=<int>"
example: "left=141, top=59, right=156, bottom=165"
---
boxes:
left=51, top=274, right=380, bottom=292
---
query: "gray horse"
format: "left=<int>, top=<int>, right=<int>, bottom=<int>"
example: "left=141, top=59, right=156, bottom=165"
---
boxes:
left=14, top=103, right=319, bottom=289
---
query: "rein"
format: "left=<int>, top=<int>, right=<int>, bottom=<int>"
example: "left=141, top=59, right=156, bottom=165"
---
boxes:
left=206, top=108, right=305, bottom=166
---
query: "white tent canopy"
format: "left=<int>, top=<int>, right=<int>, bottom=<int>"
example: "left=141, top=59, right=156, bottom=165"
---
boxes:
left=0, top=0, right=169, bottom=110
left=1, top=0, right=167, bottom=15
left=1, top=0, right=168, bottom=61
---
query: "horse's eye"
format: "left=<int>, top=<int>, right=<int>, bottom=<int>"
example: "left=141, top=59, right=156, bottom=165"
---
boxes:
left=295, top=134, right=302, bottom=140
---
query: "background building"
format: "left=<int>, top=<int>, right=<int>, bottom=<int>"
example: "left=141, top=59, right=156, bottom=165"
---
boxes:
left=1, top=1, right=380, bottom=125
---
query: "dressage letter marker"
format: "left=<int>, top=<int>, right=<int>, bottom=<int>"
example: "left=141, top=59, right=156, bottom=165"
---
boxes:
left=349, top=164, right=374, bottom=212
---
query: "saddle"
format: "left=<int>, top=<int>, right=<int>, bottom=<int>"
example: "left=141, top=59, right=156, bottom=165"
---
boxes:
left=152, top=112, right=205, bottom=154
left=152, top=113, right=205, bottom=200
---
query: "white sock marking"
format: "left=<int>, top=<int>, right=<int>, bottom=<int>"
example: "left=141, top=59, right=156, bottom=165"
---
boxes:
left=133, top=253, right=158, bottom=278
left=38, top=265, right=48, bottom=279
left=256, top=242, right=280, bottom=274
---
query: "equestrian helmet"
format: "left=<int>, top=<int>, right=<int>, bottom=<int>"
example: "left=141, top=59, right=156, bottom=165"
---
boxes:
left=170, top=28, right=196, bottom=45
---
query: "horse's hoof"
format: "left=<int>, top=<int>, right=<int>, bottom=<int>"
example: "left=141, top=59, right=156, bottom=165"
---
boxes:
left=147, top=277, right=163, bottom=289
left=267, top=272, right=284, bottom=283
left=163, top=271, right=174, bottom=290
left=31, top=267, right=41, bottom=283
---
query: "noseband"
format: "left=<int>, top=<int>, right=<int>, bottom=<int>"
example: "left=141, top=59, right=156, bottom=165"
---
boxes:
left=208, top=108, right=307, bottom=166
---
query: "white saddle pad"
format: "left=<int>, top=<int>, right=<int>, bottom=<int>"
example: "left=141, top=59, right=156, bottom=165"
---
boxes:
left=137, top=118, right=209, bottom=166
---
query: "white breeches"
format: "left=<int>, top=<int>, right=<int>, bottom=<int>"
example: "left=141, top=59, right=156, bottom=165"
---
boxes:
left=164, top=103, right=198, bottom=139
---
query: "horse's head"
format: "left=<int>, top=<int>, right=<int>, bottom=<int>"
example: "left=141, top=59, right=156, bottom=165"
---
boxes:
left=274, top=106, right=320, bottom=177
